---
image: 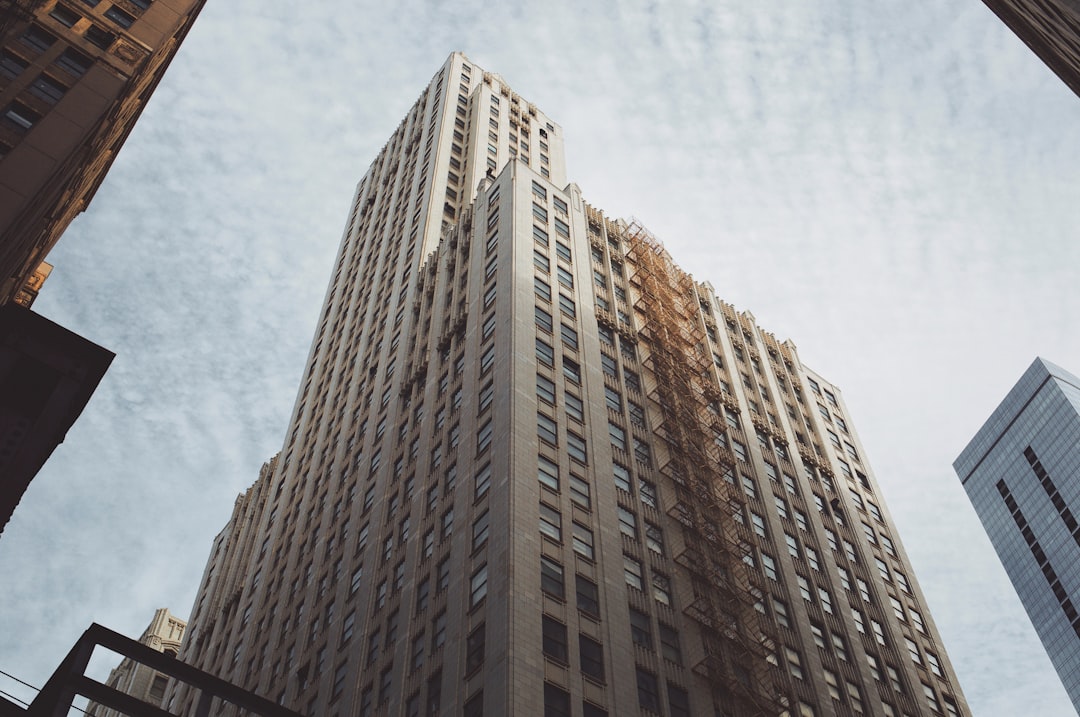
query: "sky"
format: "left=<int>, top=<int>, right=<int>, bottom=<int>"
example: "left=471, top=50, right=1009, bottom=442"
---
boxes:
left=2, top=0, right=1079, bottom=714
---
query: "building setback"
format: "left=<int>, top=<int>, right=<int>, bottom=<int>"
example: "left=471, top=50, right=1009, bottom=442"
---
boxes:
left=0, top=0, right=208, bottom=305
left=954, top=357, right=1080, bottom=712
left=169, top=53, right=970, bottom=717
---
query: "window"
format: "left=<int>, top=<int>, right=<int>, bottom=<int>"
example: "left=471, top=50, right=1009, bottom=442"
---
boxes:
left=617, top=506, right=637, bottom=538
left=624, top=555, right=644, bottom=590
left=465, top=624, right=485, bottom=673
left=542, top=616, right=568, bottom=663
left=472, top=510, right=489, bottom=551
left=559, top=294, right=576, bottom=318
left=470, top=564, right=488, bottom=607
left=568, top=474, right=591, bottom=510
left=21, top=26, right=57, bottom=53
left=565, top=391, right=584, bottom=422
left=85, top=24, right=116, bottom=49
left=537, top=374, right=556, bottom=404
left=3, top=102, right=41, bottom=132
left=576, top=575, right=599, bottom=615
left=539, top=502, right=562, bottom=541
left=659, top=623, right=682, bottom=664
left=786, top=647, right=804, bottom=679
left=49, top=5, right=81, bottom=27
left=613, top=463, right=632, bottom=492
left=535, top=276, right=552, bottom=300
left=538, top=454, right=559, bottom=491
left=475, top=463, right=491, bottom=499
left=572, top=522, right=594, bottom=559
left=538, top=412, right=558, bottom=445
left=640, top=481, right=657, bottom=508
left=773, top=598, right=790, bottom=628
left=630, top=609, right=652, bottom=648
left=544, top=683, right=570, bottom=717
left=567, top=431, right=587, bottom=463
left=636, top=669, right=660, bottom=712
left=563, top=357, right=581, bottom=384
left=560, top=323, right=578, bottom=350
left=104, top=5, right=136, bottom=27
left=0, top=51, right=29, bottom=80
left=541, top=556, right=565, bottom=599
left=579, top=634, right=604, bottom=681
left=557, top=265, right=574, bottom=288
left=761, top=552, right=778, bottom=580
left=645, top=523, right=664, bottom=555
left=535, top=306, right=553, bottom=332
left=652, top=572, right=672, bottom=605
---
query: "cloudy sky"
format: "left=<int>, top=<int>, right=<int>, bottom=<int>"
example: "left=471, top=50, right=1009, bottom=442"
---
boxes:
left=2, top=0, right=1079, bottom=714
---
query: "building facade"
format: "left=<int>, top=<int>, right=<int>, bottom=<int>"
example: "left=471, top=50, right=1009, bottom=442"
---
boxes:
left=0, top=0, right=208, bottom=305
left=170, top=53, right=969, bottom=717
left=954, top=357, right=1080, bottom=711
left=979, top=0, right=1080, bottom=98
left=86, top=607, right=186, bottom=716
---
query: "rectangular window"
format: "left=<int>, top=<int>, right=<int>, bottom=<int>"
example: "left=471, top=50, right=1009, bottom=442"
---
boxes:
left=470, top=565, right=488, bottom=607
left=636, top=669, right=660, bottom=712
left=538, top=454, right=559, bottom=491
left=557, top=265, right=574, bottom=288
left=544, top=683, right=570, bottom=717
left=541, top=556, right=565, bottom=599
left=539, top=502, right=562, bottom=542
left=576, top=575, right=599, bottom=615
left=623, top=555, right=644, bottom=590
left=538, top=413, right=558, bottom=445
left=572, top=635, right=603, bottom=686
left=572, top=522, right=594, bottom=559
left=564, top=392, right=584, bottom=422
left=630, top=609, right=652, bottom=648
left=104, top=5, right=136, bottom=27
left=535, top=276, right=551, bottom=301
left=542, top=616, right=568, bottom=663
left=536, top=338, right=554, bottom=367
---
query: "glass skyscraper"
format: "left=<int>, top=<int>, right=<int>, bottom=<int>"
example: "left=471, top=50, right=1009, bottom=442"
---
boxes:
left=955, top=357, right=1080, bottom=712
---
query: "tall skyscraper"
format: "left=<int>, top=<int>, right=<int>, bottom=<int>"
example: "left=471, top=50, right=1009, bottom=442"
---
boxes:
left=978, top=0, right=1080, bottom=98
left=171, top=53, right=970, bottom=717
left=1, top=0, right=208, bottom=304
left=954, top=357, right=1080, bottom=712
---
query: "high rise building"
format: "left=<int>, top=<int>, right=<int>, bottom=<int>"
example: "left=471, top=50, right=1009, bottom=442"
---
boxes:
left=170, top=53, right=970, bottom=717
left=86, top=608, right=187, bottom=717
left=1, top=0, right=208, bottom=304
left=978, top=0, right=1080, bottom=98
left=954, top=357, right=1080, bottom=711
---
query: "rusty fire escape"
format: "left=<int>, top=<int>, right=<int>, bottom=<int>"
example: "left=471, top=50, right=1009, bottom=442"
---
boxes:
left=623, top=219, right=785, bottom=716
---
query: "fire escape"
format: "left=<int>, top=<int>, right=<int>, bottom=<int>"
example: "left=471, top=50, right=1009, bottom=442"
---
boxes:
left=623, top=219, right=786, bottom=716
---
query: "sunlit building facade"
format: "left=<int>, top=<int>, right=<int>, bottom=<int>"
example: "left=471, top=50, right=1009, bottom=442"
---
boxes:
left=955, top=357, right=1080, bottom=712
left=171, top=53, right=970, bottom=717
left=0, top=0, right=207, bottom=305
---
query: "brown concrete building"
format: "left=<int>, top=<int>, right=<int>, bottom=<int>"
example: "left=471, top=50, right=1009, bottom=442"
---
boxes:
left=0, top=0, right=208, bottom=304
left=169, top=53, right=970, bottom=717
left=85, top=608, right=187, bottom=717
left=979, top=0, right=1080, bottom=98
